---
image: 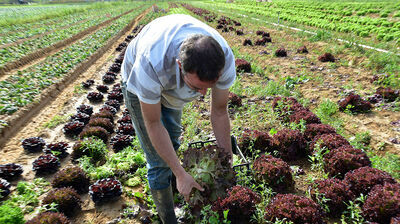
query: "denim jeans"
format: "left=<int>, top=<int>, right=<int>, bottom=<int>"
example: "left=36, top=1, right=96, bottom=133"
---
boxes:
left=122, top=82, right=182, bottom=190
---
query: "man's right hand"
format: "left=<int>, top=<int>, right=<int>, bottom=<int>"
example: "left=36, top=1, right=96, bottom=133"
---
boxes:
left=176, top=171, right=204, bottom=202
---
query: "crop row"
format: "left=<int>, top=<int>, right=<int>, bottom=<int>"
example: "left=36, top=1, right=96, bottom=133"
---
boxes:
left=0, top=2, right=131, bottom=27
left=204, top=0, right=400, bottom=42
left=0, top=5, right=142, bottom=67
left=0, top=5, right=147, bottom=115
left=0, top=4, right=132, bottom=46
left=268, top=1, right=400, bottom=17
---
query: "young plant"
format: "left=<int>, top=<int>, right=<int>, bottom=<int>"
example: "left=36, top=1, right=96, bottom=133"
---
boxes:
left=212, top=185, right=261, bottom=223
left=21, top=137, right=46, bottom=153
left=265, top=194, right=325, bottom=223
left=52, top=166, right=90, bottom=194
left=182, top=145, right=236, bottom=213
left=344, top=166, right=396, bottom=196
left=89, top=178, right=123, bottom=204
left=32, top=154, right=60, bottom=174
left=308, top=178, right=354, bottom=217
left=324, top=146, right=371, bottom=179
left=71, top=137, right=108, bottom=163
left=42, top=187, right=81, bottom=217
left=252, top=155, right=294, bottom=192
left=78, top=126, right=110, bottom=143
left=362, top=182, right=400, bottom=223
left=0, top=163, right=23, bottom=180
left=26, top=212, right=70, bottom=224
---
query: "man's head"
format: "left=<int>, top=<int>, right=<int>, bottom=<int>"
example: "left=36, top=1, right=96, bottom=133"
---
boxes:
left=178, top=34, right=225, bottom=83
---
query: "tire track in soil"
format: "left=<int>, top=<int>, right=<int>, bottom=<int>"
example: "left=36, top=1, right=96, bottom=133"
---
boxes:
left=0, top=5, right=144, bottom=77
left=0, top=16, right=97, bottom=49
left=0, top=7, right=151, bottom=158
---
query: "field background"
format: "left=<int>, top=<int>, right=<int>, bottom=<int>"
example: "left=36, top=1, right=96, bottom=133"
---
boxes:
left=0, top=0, right=399, bottom=223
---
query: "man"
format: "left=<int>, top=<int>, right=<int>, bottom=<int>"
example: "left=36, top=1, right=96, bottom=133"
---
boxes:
left=121, top=14, right=236, bottom=223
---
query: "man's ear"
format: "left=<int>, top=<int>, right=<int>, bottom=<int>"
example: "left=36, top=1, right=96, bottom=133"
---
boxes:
left=176, top=59, right=182, bottom=69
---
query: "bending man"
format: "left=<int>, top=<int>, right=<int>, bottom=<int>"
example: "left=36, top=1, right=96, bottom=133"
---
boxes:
left=121, top=14, right=236, bottom=224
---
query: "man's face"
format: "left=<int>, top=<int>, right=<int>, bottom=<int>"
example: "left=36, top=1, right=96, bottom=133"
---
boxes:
left=177, top=59, right=218, bottom=96
left=182, top=72, right=216, bottom=96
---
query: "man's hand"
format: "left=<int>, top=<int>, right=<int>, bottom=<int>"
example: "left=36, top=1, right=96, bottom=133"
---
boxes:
left=176, top=171, right=204, bottom=202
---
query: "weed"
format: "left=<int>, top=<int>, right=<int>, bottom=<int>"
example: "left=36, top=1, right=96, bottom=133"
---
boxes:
left=257, top=80, right=292, bottom=97
left=306, top=185, right=331, bottom=213
left=288, top=120, right=306, bottom=133
left=73, top=84, right=87, bottom=95
left=251, top=184, right=275, bottom=224
left=349, top=131, right=371, bottom=151
left=229, top=76, right=244, bottom=96
left=367, top=152, right=400, bottom=180
left=43, top=114, right=70, bottom=129
left=365, top=52, right=400, bottom=74
left=0, top=203, right=24, bottom=224
left=340, top=194, right=366, bottom=224
left=282, top=75, right=309, bottom=90
left=309, top=141, right=329, bottom=172
left=200, top=204, right=230, bottom=224
left=309, top=30, right=332, bottom=42
left=314, top=99, right=344, bottom=135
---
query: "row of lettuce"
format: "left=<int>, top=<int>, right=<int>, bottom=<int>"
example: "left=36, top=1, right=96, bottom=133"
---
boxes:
left=0, top=4, right=143, bottom=67
left=201, top=0, right=400, bottom=43
left=0, top=3, right=147, bottom=115
left=0, top=2, right=132, bottom=27
left=0, top=5, right=123, bottom=45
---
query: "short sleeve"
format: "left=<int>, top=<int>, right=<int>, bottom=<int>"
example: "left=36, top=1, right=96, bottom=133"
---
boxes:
left=130, top=55, right=162, bottom=104
left=215, top=47, right=236, bottom=90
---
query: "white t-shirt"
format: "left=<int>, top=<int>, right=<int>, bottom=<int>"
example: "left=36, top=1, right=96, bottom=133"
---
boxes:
left=121, top=14, right=236, bottom=110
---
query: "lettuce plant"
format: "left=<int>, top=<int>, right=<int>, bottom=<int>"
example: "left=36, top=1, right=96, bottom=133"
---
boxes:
left=212, top=185, right=261, bottom=223
left=182, top=145, right=236, bottom=212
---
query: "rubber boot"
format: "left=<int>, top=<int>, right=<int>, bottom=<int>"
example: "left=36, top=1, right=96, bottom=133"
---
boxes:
left=150, top=185, right=178, bottom=224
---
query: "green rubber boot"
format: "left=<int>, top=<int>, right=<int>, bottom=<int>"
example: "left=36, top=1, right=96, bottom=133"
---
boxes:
left=150, top=185, right=178, bottom=224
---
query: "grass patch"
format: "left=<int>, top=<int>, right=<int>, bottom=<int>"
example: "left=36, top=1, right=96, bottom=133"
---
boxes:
left=367, top=151, right=400, bottom=180
left=43, top=114, right=70, bottom=129
left=314, top=99, right=344, bottom=135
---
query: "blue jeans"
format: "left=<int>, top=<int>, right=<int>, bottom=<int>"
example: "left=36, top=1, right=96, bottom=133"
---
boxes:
left=122, top=82, right=182, bottom=190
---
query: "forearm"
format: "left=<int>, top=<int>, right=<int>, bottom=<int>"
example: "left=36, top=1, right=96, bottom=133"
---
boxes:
left=145, top=121, right=186, bottom=177
left=211, top=109, right=231, bottom=153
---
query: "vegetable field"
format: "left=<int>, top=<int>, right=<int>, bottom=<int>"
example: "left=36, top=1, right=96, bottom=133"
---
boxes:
left=0, top=1, right=399, bottom=224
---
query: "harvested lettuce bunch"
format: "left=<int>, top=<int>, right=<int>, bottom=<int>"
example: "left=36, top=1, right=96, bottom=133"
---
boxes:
left=182, top=145, right=236, bottom=211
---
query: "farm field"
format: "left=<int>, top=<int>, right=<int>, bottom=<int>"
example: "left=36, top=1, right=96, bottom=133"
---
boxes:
left=0, top=1, right=399, bottom=224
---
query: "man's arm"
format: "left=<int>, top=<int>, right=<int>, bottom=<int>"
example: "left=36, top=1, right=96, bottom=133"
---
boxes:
left=211, top=87, right=232, bottom=160
left=140, top=101, right=203, bottom=201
